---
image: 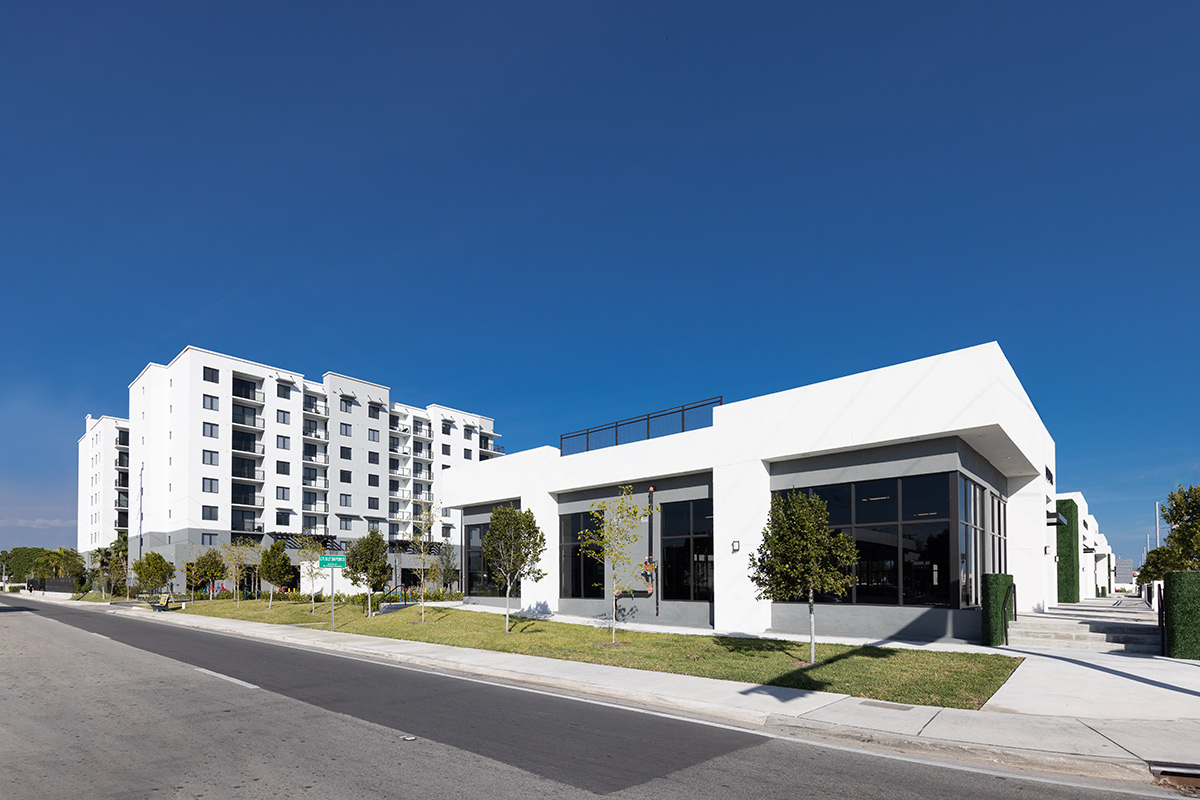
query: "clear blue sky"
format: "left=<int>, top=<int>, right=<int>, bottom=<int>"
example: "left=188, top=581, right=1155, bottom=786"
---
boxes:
left=2, top=2, right=1197, bottom=565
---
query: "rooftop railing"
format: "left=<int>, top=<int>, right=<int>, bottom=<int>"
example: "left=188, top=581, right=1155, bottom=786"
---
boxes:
left=560, top=397, right=722, bottom=456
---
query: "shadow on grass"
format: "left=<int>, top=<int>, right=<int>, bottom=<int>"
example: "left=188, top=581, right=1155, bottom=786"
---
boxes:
left=726, top=641, right=902, bottom=694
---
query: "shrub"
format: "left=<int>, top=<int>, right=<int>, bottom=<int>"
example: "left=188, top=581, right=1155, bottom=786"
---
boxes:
left=1165, top=571, right=1200, bottom=659
left=980, top=573, right=1014, bottom=647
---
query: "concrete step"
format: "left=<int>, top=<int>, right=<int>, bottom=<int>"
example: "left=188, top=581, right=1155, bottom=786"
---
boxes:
left=1006, top=626, right=1161, bottom=646
left=1005, top=634, right=1162, bottom=654
left=1011, top=619, right=1159, bottom=636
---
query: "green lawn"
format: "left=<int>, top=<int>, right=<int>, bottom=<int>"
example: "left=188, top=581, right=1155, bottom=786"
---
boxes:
left=173, top=599, right=1020, bottom=710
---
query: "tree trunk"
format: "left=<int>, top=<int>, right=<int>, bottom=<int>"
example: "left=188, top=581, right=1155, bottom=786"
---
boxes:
left=268, top=587, right=273, bottom=610
left=611, top=590, right=617, bottom=644
left=505, top=584, right=511, bottom=633
left=808, top=587, right=816, bottom=665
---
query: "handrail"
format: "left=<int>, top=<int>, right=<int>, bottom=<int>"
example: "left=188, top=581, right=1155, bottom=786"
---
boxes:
left=1002, top=582, right=1018, bottom=646
left=561, top=396, right=722, bottom=455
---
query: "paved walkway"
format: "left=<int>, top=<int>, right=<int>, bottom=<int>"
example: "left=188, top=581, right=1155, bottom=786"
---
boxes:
left=18, top=593, right=1200, bottom=787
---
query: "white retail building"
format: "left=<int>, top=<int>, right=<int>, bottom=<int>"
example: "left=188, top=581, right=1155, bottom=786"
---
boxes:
left=78, top=346, right=502, bottom=592
left=443, top=342, right=1064, bottom=643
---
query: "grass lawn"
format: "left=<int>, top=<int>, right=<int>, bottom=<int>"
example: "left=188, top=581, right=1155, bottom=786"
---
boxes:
left=173, top=599, right=1020, bottom=709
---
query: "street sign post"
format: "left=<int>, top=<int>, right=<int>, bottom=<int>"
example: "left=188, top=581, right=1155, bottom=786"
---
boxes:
left=319, top=555, right=346, bottom=630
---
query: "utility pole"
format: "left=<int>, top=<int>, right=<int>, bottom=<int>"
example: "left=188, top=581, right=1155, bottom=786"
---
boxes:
left=1155, top=501, right=1161, bottom=549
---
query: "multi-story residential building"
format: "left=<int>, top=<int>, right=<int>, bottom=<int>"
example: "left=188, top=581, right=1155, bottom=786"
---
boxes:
left=80, top=346, right=502, bottom=591
left=76, top=415, right=131, bottom=552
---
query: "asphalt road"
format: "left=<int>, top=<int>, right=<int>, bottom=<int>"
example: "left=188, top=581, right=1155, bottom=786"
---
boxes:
left=0, top=596, right=1170, bottom=799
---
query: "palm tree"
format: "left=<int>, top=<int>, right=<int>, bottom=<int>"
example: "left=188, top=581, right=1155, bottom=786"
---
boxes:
left=35, top=548, right=85, bottom=590
left=112, top=531, right=130, bottom=599
left=90, top=546, right=113, bottom=598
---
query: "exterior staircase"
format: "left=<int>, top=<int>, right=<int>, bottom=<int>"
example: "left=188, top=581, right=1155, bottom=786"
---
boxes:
left=1006, top=597, right=1162, bottom=654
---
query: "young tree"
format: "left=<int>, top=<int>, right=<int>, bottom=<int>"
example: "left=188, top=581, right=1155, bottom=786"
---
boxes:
left=749, top=491, right=858, bottom=665
left=582, top=486, right=658, bottom=644
left=434, top=539, right=460, bottom=592
left=409, top=505, right=439, bottom=622
left=297, top=535, right=327, bottom=613
left=259, top=541, right=295, bottom=610
left=192, top=548, right=226, bottom=599
left=131, top=552, right=175, bottom=594
left=220, top=539, right=262, bottom=608
left=1161, top=484, right=1200, bottom=566
left=1138, top=544, right=1188, bottom=585
left=483, top=505, right=546, bottom=633
left=344, top=529, right=390, bottom=617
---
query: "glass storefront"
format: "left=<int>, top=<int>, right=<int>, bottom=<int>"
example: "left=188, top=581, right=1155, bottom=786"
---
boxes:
left=660, top=498, right=714, bottom=602
left=788, top=471, right=1004, bottom=608
left=560, top=511, right=604, bottom=598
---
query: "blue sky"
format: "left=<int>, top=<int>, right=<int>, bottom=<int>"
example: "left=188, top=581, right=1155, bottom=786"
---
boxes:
left=1, top=2, right=1197, bottom=564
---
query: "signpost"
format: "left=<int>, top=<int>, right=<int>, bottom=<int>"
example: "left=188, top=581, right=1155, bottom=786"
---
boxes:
left=319, top=555, right=346, bottom=630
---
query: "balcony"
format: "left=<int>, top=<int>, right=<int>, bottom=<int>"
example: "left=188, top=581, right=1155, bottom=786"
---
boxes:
left=412, top=427, right=434, bottom=440
left=302, top=428, right=329, bottom=441
left=302, top=525, right=329, bottom=537
left=114, top=435, right=129, bottom=449
left=114, top=457, right=130, bottom=469
left=413, top=492, right=435, bottom=503
left=479, top=441, right=506, bottom=454
left=233, top=442, right=266, bottom=456
left=231, top=416, right=265, bottom=431
left=389, top=424, right=411, bottom=435
left=302, top=476, right=329, bottom=489
left=389, top=489, right=411, bottom=499
left=231, top=469, right=265, bottom=483
left=389, top=467, right=411, bottom=478
left=389, top=446, right=411, bottom=456
left=232, top=496, right=265, bottom=508
left=303, top=401, right=330, bottom=417
left=389, top=512, right=413, bottom=522
left=114, top=477, right=129, bottom=489
left=412, top=450, right=433, bottom=461
left=232, top=521, right=264, bottom=533
left=303, top=502, right=329, bottom=513
left=232, top=388, right=265, bottom=405
left=303, top=452, right=329, bottom=465
left=114, top=498, right=128, bottom=509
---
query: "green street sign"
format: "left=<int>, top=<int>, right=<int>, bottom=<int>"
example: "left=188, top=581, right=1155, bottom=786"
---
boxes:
left=319, top=555, right=346, bottom=568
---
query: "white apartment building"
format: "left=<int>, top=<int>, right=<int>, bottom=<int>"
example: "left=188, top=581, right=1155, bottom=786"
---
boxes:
left=444, top=343, right=1061, bottom=643
left=76, top=415, right=132, bottom=552
left=81, top=346, right=502, bottom=591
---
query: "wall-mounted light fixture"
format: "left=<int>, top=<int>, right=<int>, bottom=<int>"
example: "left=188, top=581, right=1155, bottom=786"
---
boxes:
left=731, top=540, right=740, bottom=553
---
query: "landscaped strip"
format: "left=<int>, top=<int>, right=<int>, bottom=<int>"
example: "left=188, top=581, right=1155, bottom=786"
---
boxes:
left=173, top=599, right=1021, bottom=710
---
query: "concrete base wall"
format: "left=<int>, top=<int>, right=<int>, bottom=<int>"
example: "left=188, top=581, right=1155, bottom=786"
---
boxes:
left=557, top=597, right=714, bottom=628
left=771, top=603, right=982, bottom=644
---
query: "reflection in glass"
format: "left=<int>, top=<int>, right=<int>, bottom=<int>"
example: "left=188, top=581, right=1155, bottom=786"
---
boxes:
left=811, top=484, right=851, bottom=526
left=560, top=512, right=604, bottom=598
left=855, top=479, right=898, bottom=525
left=902, top=522, right=951, bottom=606
left=661, top=498, right=714, bottom=601
left=854, top=525, right=898, bottom=604
left=902, top=474, right=950, bottom=521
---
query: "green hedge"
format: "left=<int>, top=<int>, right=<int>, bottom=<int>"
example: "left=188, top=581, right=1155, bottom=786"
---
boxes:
left=981, top=573, right=1014, bottom=647
left=1056, top=499, right=1080, bottom=603
left=1165, top=571, right=1200, bottom=660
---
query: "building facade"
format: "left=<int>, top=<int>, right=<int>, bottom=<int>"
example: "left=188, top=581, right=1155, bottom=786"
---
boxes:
left=79, top=346, right=502, bottom=591
left=443, top=343, right=1061, bottom=643
left=77, top=415, right=131, bottom=552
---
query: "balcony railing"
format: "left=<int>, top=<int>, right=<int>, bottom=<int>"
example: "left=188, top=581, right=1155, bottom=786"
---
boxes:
left=232, top=521, right=264, bottom=533
left=303, top=453, right=329, bottom=464
left=114, top=478, right=129, bottom=489
left=232, top=388, right=265, bottom=404
left=560, top=397, right=723, bottom=456
left=389, top=446, right=412, bottom=456
left=389, top=490, right=411, bottom=499
left=303, top=502, right=329, bottom=513
left=412, top=427, right=433, bottom=439
left=301, top=525, right=329, bottom=537
left=233, top=442, right=266, bottom=455
left=115, top=436, right=129, bottom=448
left=114, top=457, right=130, bottom=468
left=413, top=492, right=434, bottom=502
left=302, top=476, right=329, bottom=489
left=231, top=416, right=265, bottom=430
left=389, top=467, right=411, bottom=477
left=389, top=424, right=411, bottom=434
left=412, top=450, right=433, bottom=461
left=303, top=401, right=329, bottom=416
left=302, top=428, right=329, bottom=440
left=389, top=512, right=413, bottom=522
left=231, top=469, right=265, bottom=482
left=479, top=441, right=506, bottom=454
left=114, top=498, right=128, bottom=509
left=232, top=496, right=265, bottom=508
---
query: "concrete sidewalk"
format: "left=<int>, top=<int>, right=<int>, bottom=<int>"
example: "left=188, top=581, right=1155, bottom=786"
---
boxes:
left=19, top=593, right=1200, bottom=787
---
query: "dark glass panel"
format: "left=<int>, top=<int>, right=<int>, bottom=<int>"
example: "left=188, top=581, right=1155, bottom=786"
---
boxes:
left=661, top=502, right=691, bottom=538
left=692, top=498, right=713, bottom=533
left=854, top=524, right=898, bottom=604
left=692, top=534, right=714, bottom=602
left=902, top=522, right=952, bottom=606
left=811, top=484, right=851, bottom=526
left=901, top=473, right=950, bottom=521
left=855, top=479, right=898, bottom=525
left=661, top=536, right=690, bottom=600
